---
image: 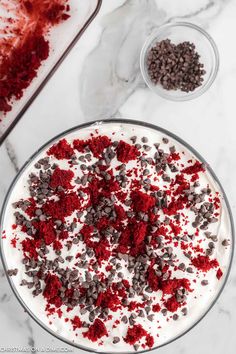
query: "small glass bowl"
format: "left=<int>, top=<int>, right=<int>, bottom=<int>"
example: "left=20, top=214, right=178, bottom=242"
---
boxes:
left=140, top=22, right=219, bottom=101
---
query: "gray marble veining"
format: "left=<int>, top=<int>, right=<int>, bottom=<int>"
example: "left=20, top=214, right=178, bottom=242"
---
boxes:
left=80, top=0, right=164, bottom=120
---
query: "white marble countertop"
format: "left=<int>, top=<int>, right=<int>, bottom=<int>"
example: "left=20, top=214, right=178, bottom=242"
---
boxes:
left=0, top=0, right=236, bottom=353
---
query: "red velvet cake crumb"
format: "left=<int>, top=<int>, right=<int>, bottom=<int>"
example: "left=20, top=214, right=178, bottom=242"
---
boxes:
left=182, top=161, right=205, bottom=175
left=43, top=274, right=62, bottom=300
left=145, top=334, right=154, bottom=348
left=124, top=324, right=147, bottom=345
left=116, top=140, right=140, bottom=163
left=83, top=319, right=108, bottom=342
left=34, top=220, right=56, bottom=245
left=216, top=268, right=223, bottom=280
left=160, top=278, right=191, bottom=295
left=71, top=316, right=82, bottom=330
left=73, top=139, right=87, bottom=152
left=131, top=190, right=156, bottom=213
left=88, top=136, right=111, bottom=157
left=21, top=238, right=41, bottom=259
left=191, top=255, right=219, bottom=272
left=50, top=167, right=74, bottom=189
left=96, top=288, right=121, bottom=312
left=152, top=304, right=161, bottom=312
left=43, top=192, right=80, bottom=220
left=47, top=139, right=74, bottom=159
left=164, top=296, right=181, bottom=312
left=74, top=135, right=111, bottom=157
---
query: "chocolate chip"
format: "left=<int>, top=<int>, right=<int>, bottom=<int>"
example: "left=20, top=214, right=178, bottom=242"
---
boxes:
left=181, top=307, right=188, bottom=316
left=209, top=217, right=218, bottom=223
left=80, top=164, right=87, bottom=171
left=178, top=263, right=186, bottom=271
left=162, top=137, right=169, bottom=144
left=81, top=175, right=88, bottom=186
left=85, top=153, right=92, bottom=161
left=201, top=280, right=209, bottom=286
left=54, top=219, right=62, bottom=227
left=65, top=256, right=73, bottom=262
left=7, top=268, right=18, bottom=276
left=130, top=136, right=137, bottom=143
left=39, top=214, right=46, bottom=221
left=35, top=209, right=42, bottom=216
left=222, top=239, right=230, bottom=247
left=161, top=309, right=167, bottom=316
left=129, top=317, right=135, bottom=325
left=80, top=308, right=87, bottom=315
left=72, top=238, right=79, bottom=244
left=206, top=248, right=213, bottom=256
left=113, top=337, right=120, bottom=344
left=75, top=177, right=81, bottom=184
left=118, top=272, right=124, bottom=279
left=143, top=169, right=150, bottom=176
left=89, top=312, right=95, bottom=322
left=138, top=309, right=145, bottom=317
left=147, top=314, right=154, bottom=321
left=187, top=267, right=194, bottom=273
left=211, top=235, right=218, bottom=242
left=143, top=145, right=152, bottom=151
left=121, top=315, right=128, bottom=324
left=208, top=242, right=215, bottom=249
left=130, top=313, right=137, bottom=319
left=145, top=306, right=151, bottom=314
left=204, top=231, right=212, bottom=238
left=173, top=314, right=179, bottom=321
left=184, top=252, right=192, bottom=259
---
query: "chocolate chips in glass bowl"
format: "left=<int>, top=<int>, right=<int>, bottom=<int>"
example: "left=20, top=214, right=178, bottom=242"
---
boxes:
left=140, top=22, right=219, bottom=101
left=146, top=39, right=206, bottom=93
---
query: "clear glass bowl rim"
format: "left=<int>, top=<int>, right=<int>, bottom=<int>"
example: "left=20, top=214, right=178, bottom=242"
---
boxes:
left=0, top=118, right=234, bottom=354
left=140, top=21, right=220, bottom=101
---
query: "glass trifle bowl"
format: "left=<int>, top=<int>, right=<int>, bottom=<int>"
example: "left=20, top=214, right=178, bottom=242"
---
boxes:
left=0, top=119, right=234, bottom=353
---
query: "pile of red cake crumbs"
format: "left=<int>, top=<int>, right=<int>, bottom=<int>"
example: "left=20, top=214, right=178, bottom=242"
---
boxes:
left=6, top=131, right=228, bottom=351
left=0, top=0, right=70, bottom=116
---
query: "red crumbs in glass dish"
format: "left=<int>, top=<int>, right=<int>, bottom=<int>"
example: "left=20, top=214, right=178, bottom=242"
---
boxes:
left=4, top=127, right=231, bottom=352
left=0, top=0, right=70, bottom=117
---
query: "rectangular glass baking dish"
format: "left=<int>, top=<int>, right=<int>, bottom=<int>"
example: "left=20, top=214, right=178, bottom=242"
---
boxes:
left=0, top=0, right=102, bottom=145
